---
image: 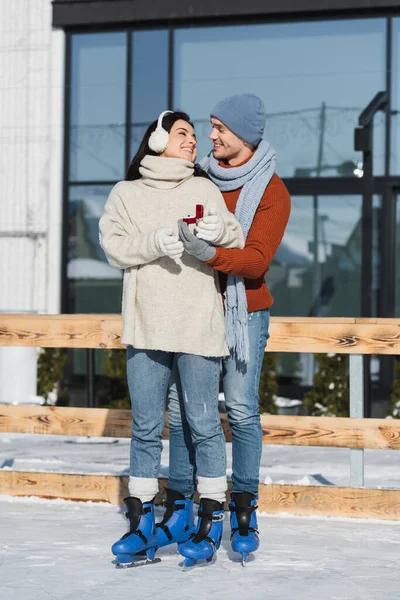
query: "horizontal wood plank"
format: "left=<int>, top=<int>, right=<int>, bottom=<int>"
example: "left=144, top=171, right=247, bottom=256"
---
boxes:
left=1, top=471, right=399, bottom=520
left=1, top=314, right=400, bottom=354
left=258, top=484, right=400, bottom=520
left=268, top=320, right=400, bottom=354
left=0, top=405, right=133, bottom=438
left=0, top=405, right=232, bottom=443
left=2, top=406, right=400, bottom=450
left=260, top=415, right=400, bottom=450
left=0, top=314, right=121, bottom=350
left=0, top=470, right=129, bottom=505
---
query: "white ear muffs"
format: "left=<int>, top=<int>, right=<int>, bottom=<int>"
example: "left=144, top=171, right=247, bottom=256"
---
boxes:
left=148, top=110, right=173, bottom=153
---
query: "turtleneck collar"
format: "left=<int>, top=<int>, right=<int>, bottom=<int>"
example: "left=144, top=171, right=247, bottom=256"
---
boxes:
left=139, top=155, right=194, bottom=189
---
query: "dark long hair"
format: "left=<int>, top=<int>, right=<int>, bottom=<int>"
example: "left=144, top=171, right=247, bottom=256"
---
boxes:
left=126, top=110, right=210, bottom=181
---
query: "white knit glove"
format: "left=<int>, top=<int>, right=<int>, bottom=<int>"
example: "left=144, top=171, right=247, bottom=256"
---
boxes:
left=155, top=228, right=184, bottom=259
left=196, top=206, right=226, bottom=244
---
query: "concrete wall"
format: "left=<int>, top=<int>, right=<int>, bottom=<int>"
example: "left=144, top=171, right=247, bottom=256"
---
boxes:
left=0, top=1, right=65, bottom=402
left=0, top=0, right=64, bottom=315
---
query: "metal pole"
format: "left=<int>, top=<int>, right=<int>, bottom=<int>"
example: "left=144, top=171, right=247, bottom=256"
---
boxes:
left=379, top=184, right=396, bottom=400
left=349, top=354, right=364, bottom=487
left=361, top=123, right=373, bottom=319
left=312, top=102, right=326, bottom=315
left=361, top=128, right=373, bottom=418
left=355, top=93, right=390, bottom=418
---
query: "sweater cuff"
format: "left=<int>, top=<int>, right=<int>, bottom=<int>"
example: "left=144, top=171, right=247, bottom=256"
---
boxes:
left=205, top=248, right=221, bottom=267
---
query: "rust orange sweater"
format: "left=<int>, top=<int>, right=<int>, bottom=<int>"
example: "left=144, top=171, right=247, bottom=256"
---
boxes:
left=205, top=169, right=291, bottom=312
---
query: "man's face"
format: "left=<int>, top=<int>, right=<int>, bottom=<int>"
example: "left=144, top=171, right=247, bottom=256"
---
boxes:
left=209, top=117, right=247, bottom=162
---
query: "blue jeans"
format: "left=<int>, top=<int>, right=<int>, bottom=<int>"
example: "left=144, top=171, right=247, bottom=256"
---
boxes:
left=168, top=309, right=270, bottom=498
left=127, top=347, right=226, bottom=490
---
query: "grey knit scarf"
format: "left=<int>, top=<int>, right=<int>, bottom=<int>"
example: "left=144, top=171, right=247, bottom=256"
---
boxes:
left=200, top=140, right=276, bottom=362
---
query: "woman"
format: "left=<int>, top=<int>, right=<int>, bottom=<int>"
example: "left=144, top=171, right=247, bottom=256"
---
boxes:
left=99, top=110, right=244, bottom=568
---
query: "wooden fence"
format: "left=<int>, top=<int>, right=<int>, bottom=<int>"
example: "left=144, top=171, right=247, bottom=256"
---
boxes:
left=1, top=314, right=400, bottom=520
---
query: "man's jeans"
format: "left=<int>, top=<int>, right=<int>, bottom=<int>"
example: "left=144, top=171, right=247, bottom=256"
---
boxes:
left=168, top=309, right=270, bottom=498
left=127, top=347, right=226, bottom=491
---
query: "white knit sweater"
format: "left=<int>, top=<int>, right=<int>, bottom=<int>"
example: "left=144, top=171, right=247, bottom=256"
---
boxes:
left=99, top=156, right=244, bottom=357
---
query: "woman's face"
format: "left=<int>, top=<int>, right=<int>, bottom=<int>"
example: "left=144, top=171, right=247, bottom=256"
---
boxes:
left=161, top=119, right=197, bottom=162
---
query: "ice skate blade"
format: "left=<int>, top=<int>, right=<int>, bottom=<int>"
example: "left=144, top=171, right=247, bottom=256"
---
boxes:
left=241, top=553, right=248, bottom=567
left=181, top=555, right=216, bottom=571
left=115, top=557, right=161, bottom=569
left=182, top=557, right=196, bottom=571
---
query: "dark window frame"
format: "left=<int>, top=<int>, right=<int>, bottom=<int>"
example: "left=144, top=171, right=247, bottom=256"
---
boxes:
left=52, top=0, right=400, bottom=29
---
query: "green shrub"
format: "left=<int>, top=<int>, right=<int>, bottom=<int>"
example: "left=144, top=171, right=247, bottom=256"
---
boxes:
left=37, top=348, right=68, bottom=405
left=102, top=349, right=130, bottom=409
left=390, top=359, right=400, bottom=418
left=303, top=353, right=349, bottom=417
left=259, top=352, right=278, bottom=414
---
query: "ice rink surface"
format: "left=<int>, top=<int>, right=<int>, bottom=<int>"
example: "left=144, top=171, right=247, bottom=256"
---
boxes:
left=1, top=496, right=399, bottom=600
left=1, top=433, right=399, bottom=599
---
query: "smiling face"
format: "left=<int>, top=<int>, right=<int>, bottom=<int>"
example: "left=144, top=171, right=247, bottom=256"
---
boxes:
left=209, top=117, right=253, bottom=165
left=161, top=120, right=197, bottom=162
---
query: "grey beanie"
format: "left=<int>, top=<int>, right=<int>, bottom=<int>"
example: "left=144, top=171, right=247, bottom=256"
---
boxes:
left=210, top=93, right=266, bottom=147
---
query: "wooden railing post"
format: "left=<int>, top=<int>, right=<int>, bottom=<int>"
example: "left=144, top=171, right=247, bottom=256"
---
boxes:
left=349, top=354, right=364, bottom=487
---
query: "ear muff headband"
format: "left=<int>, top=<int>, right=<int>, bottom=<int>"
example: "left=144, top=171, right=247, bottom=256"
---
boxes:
left=148, top=110, right=173, bottom=153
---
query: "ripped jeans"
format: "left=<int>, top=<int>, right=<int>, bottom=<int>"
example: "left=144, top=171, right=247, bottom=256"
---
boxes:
left=127, top=347, right=226, bottom=490
left=168, top=309, right=270, bottom=498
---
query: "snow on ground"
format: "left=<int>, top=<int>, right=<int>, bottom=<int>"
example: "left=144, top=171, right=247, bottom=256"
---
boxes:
left=0, top=495, right=399, bottom=600
left=1, top=434, right=400, bottom=599
left=1, top=433, right=400, bottom=489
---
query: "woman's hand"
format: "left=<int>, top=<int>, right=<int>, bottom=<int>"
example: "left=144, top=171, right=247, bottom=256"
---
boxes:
left=195, top=206, right=225, bottom=244
left=178, top=221, right=216, bottom=261
left=155, top=228, right=184, bottom=259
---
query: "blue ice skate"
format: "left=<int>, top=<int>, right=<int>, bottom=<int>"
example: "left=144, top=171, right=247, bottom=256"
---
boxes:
left=229, top=492, right=259, bottom=566
left=112, top=497, right=158, bottom=568
left=179, top=498, right=224, bottom=569
left=156, top=489, right=195, bottom=550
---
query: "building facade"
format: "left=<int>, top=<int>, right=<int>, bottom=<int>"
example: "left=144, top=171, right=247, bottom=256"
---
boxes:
left=2, top=1, right=400, bottom=409
left=0, top=1, right=64, bottom=403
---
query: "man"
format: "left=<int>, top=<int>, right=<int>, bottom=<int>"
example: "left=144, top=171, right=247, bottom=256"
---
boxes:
left=162, top=94, right=291, bottom=564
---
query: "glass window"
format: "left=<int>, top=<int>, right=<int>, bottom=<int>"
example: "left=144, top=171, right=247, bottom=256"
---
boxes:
left=270, top=194, right=382, bottom=385
left=270, top=194, right=361, bottom=384
left=131, top=30, right=169, bottom=157
left=70, top=33, right=127, bottom=182
left=392, top=18, right=400, bottom=175
left=174, top=19, right=386, bottom=176
left=67, top=185, right=122, bottom=313
left=270, top=195, right=363, bottom=318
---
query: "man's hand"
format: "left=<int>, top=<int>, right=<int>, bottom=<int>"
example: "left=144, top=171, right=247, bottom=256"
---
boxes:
left=178, top=221, right=216, bottom=262
left=195, top=206, right=225, bottom=243
left=155, top=228, right=184, bottom=259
